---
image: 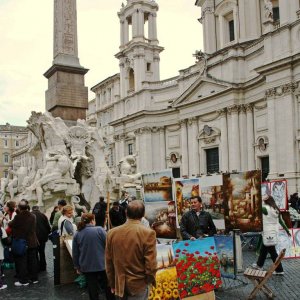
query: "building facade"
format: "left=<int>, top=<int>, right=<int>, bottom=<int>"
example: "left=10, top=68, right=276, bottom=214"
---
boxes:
left=0, top=123, right=28, bottom=178
left=88, top=0, right=300, bottom=193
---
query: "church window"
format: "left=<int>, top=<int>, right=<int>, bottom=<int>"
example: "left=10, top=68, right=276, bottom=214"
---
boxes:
left=206, top=148, right=219, bottom=173
left=127, top=16, right=132, bottom=41
left=15, top=140, right=19, bottom=147
left=144, top=12, right=149, bottom=39
left=229, top=19, right=235, bottom=42
left=4, top=170, right=8, bottom=178
left=128, top=143, right=133, bottom=155
left=4, top=153, right=9, bottom=164
left=271, top=0, right=280, bottom=22
left=146, top=62, right=151, bottom=71
left=261, top=156, right=269, bottom=182
left=4, top=139, right=8, bottom=147
left=129, top=68, right=135, bottom=91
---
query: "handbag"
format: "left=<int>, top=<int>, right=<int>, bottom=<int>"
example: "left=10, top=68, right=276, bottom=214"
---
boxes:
left=262, top=230, right=278, bottom=246
left=11, top=238, right=28, bottom=256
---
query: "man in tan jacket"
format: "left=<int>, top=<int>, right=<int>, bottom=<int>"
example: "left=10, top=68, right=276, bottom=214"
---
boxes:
left=106, top=200, right=157, bottom=300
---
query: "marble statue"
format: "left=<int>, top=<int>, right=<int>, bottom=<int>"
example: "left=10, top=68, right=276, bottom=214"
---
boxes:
left=264, top=0, right=273, bottom=21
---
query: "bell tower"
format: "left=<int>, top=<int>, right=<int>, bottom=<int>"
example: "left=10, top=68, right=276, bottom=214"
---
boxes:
left=116, top=0, right=164, bottom=98
left=44, top=0, right=89, bottom=122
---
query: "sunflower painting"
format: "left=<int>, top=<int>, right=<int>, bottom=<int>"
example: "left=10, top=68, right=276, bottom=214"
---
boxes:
left=149, top=244, right=179, bottom=300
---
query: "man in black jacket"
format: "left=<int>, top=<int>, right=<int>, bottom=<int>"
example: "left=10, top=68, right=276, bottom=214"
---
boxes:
left=180, top=196, right=217, bottom=240
left=92, top=196, right=107, bottom=227
left=31, top=206, right=51, bottom=271
left=109, top=201, right=126, bottom=228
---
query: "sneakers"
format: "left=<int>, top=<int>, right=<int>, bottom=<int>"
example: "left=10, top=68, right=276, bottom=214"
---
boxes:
left=0, top=285, right=8, bottom=290
left=252, top=263, right=263, bottom=270
left=273, top=271, right=285, bottom=275
left=14, top=281, right=29, bottom=287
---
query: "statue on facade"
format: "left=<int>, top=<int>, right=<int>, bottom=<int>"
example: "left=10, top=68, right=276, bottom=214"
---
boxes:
left=264, top=0, right=273, bottom=21
left=118, top=154, right=141, bottom=182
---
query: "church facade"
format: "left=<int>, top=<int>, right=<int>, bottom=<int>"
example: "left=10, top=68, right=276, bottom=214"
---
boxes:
left=87, top=0, right=300, bottom=193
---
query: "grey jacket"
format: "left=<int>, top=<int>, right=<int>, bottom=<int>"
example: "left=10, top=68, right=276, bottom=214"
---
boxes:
left=72, top=224, right=106, bottom=272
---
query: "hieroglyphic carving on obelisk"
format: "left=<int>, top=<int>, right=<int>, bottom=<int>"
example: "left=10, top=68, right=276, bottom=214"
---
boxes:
left=53, top=0, right=80, bottom=67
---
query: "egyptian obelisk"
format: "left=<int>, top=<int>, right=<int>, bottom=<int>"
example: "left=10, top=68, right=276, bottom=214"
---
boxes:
left=44, top=0, right=88, bottom=122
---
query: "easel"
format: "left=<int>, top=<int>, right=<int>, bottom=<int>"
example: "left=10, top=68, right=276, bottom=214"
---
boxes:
left=104, top=173, right=112, bottom=230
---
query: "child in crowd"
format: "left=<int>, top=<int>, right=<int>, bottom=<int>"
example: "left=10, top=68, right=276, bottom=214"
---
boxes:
left=0, top=218, right=8, bottom=290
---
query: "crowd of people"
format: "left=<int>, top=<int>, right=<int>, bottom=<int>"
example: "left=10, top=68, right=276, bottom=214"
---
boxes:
left=0, top=191, right=294, bottom=299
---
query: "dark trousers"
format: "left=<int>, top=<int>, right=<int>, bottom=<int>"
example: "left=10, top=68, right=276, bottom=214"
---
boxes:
left=84, top=271, right=115, bottom=300
left=257, top=244, right=283, bottom=272
left=14, top=248, right=39, bottom=283
left=37, top=241, right=47, bottom=271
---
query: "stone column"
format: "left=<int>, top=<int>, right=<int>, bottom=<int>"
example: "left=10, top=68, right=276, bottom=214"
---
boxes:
left=132, top=10, right=138, bottom=38
left=113, top=135, right=120, bottom=167
left=239, top=105, right=247, bottom=171
left=124, top=18, right=129, bottom=44
left=119, top=134, right=125, bottom=160
left=218, top=108, right=229, bottom=172
left=228, top=105, right=241, bottom=171
left=120, top=19, right=125, bottom=46
left=219, top=15, right=225, bottom=49
left=151, top=12, right=158, bottom=44
left=180, top=120, right=189, bottom=177
left=266, top=92, right=277, bottom=178
left=140, top=127, right=152, bottom=172
left=148, top=13, right=154, bottom=40
left=188, top=118, right=199, bottom=176
left=134, top=129, right=141, bottom=172
left=138, top=9, right=144, bottom=37
left=159, top=127, right=166, bottom=169
left=246, top=104, right=255, bottom=170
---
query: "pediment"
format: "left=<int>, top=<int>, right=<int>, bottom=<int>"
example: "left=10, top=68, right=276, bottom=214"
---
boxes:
left=172, top=77, right=230, bottom=107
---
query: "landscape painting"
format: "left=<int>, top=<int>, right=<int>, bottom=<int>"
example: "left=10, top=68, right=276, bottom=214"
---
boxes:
left=214, top=235, right=235, bottom=279
left=201, top=175, right=225, bottom=229
left=172, top=238, right=222, bottom=298
left=223, top=171, right=262, bottom=233
left=174, top=178, right=200, bottom=227
left=142, top=170, right=176, bottom=239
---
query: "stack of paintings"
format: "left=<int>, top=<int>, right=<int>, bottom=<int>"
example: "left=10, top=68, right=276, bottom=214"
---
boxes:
left=174, top=178, right=200, bottom=227
left=223, top=170, right=263, bottom=233
left=172, top=238, right=222, bottom=299
left=142, top=170, right=177, bottom=239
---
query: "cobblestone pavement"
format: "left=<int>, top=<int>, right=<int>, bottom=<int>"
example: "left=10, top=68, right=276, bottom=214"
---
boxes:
left=1, top=242, right=299, bottom=299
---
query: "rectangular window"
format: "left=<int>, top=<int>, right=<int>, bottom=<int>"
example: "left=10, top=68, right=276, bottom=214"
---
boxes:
left=4, top=170, right=8, bottom=178
left=272, top=7, right=280, bottom=22
left=4, top=140, right=8, bottom=147
left=128, top=143, right=133, bottom=155
left=172, top=167, right=181, bottom=178
left=229, top=19, right=235, bottom=42
left=206, top=148, right=219, bottom=173
left=146, top=63, right=151, bottom=71
left=4, top=154, right=9, bottom=164
left=16, top=140, right=19, bottom=147
left=261, top=156, right=269, bottom=182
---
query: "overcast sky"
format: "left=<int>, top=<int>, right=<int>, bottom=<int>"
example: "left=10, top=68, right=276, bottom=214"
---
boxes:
left=0, top=0, right=203, bottom=126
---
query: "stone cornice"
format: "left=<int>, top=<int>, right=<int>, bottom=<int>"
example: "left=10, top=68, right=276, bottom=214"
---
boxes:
left=44, top=64, right=89, bottom=79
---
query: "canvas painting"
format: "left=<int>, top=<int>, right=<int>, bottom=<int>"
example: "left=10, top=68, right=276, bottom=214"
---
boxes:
left=148, top=244, right=179, bottom=300
left=223, top=171, right=263, bottom=233
left=271, top=180, right=287, bottom=210
left=172, top=238, right=222, bottom=299
left=214, top=235, right=235, bottom=279
left=142, top=170, right=176, bottom=239
left=174, top=178, right=200, bottom=227
left=201, top=175, right=225, bottom=229
left=293, top=228, right=300, bottom=258
left=275, top=229, right=295, bottom=258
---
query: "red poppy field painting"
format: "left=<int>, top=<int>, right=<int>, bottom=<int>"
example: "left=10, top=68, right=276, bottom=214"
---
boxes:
left=172, top=238, right=222, bottom=298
